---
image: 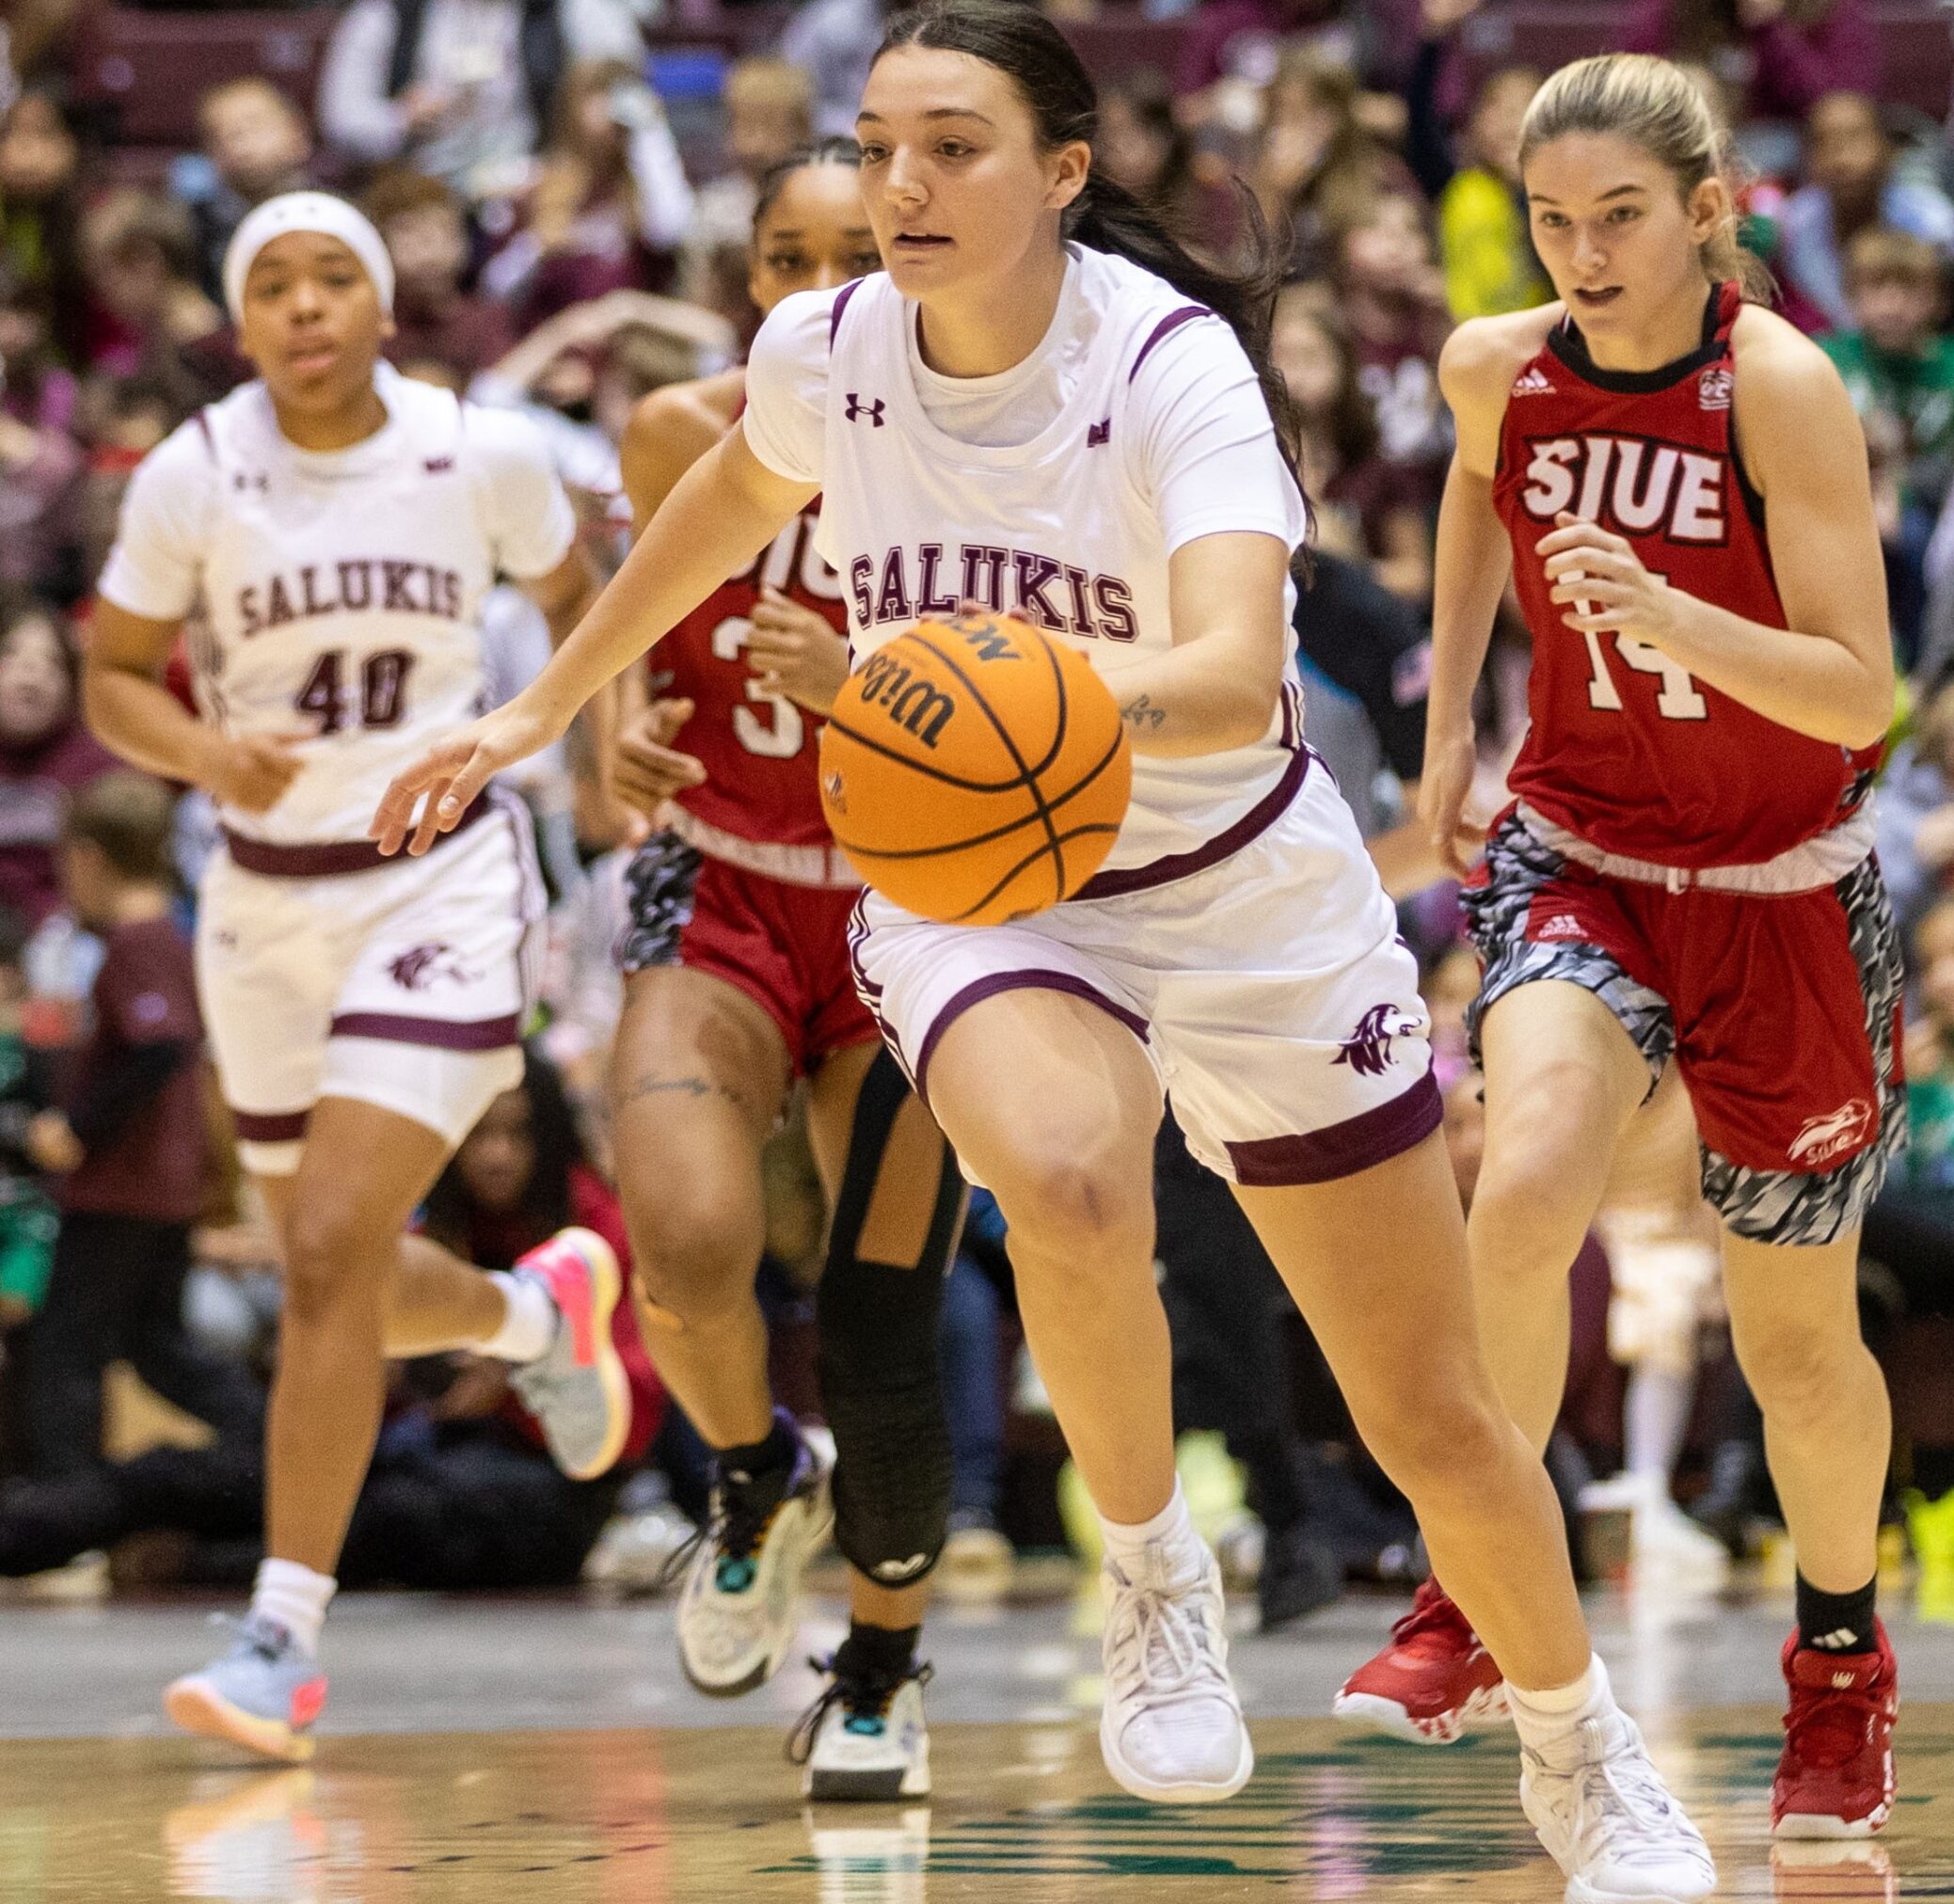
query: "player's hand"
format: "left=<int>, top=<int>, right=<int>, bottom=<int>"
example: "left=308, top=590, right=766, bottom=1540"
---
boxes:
left=1419, top=721, right=1485, bottom=878
left=612, top=697, right=707, bottom=820
left=207, top=733, right=306, bottom=815
left=371, top=700, right=558, bottom=857
left=1538, top=513, right=1675, bottom=647
left=744, top=589, right=850, bottom=714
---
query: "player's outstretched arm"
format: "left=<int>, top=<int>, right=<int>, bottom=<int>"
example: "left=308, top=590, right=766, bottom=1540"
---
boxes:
left=372, top=428, right=815, bottom=856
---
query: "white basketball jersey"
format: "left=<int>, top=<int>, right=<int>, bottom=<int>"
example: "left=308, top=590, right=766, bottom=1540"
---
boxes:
left=100, top=364, right=575, bottom=847
left=807, top=249, right=1307, bottom=877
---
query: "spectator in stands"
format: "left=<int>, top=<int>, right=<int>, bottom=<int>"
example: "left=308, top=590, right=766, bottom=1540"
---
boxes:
left=780, top=0, right=898, bottom=140
left=179, top=80, right=316, bottom=307
left=21, top=771, right=263, bottom=1480
left=1095, top=71, right=1241, bottom=266
left=1822, top=228, right=1954, bottom=665
left=0, top=265, right=82, bottom=600
left=1776, top=91, right=1954, bottom=335
left=685, top=58, right=814, bottom=282
left=0, top=85, right=84, bottom=355
left=317, top=0, right=648, bottom=202
left=74, top=190, right=221, bottom=383
left=1273, top=283, right=1433, bottom=604
left=0, top=905, right=58, bottom=1340
left=74, top=375, right=182, bottom=593
left=0, top=599, right=113, bottom=928
left=365, top=166, right=515, bottom=386
left=1249, top=48, right=1417, bottom=280
left=1175, top=0, right=1344, bottom=115
left=1625, top=0, right=1876, bottom=128
left=1328, top=188, right=1453, bottom=504
left=480, top=59, right=694, bottom=325
left=1405, top=44, right=1547, bottom=321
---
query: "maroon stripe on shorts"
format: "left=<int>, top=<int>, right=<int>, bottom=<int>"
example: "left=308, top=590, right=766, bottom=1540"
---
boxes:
left=1224, top=1069, right=1441, bottom=1187
left=233, top=1106, right=310, bottom=1143
left=1128, top=305, right=1212, bottom=383
left=225, top=797, right=488, bottom=879
left=328, top=1011, right=521, bottom=1051
left=1071, top=749, right=1309, bottom=903
left=829, top=277, right=866, bottom=350
left=913, top=971, right=1148, bottom=1103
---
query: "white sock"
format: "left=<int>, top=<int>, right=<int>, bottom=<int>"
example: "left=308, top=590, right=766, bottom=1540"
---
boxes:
left=1624, top=1365, right=1693, bottom=1499
left=480, top=1270, right=557, bottom=1362
left=250, top=1558, right=336, bottom=1656
left=1508, top=1653, right=1610, bottom=1751
left=1099, top=1479, right=1198, bottom=1568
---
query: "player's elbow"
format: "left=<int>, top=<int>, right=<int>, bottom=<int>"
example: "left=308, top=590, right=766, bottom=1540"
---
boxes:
left=1841, top=681, right=1897, bottom=753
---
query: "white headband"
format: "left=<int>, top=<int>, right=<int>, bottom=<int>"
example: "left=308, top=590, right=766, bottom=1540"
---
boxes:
left=223, top=192, right=395, bottom=324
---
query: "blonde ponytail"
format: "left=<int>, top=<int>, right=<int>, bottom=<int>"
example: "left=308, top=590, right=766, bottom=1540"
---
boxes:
left=1519, top=53, right=1773, bottom=303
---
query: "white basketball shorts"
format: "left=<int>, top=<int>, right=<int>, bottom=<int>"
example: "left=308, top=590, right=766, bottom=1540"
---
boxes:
left=847, top=754, right=1438, bottom=1187
left=197, top=790, right=545, bottom=1175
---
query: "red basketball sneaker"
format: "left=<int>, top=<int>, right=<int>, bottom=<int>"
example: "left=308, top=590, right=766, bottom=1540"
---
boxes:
left=1332, top=1578, right=1508, bottom=1744
left=1772, top=1622, right=1898, bottom=1838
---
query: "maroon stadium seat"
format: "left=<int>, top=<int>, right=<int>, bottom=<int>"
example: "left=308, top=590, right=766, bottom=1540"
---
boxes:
left=71, top=7, right=338, bottom=151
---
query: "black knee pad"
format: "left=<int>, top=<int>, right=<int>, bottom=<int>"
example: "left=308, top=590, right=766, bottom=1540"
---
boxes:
left=818, top=1048, right=963, bottom=1586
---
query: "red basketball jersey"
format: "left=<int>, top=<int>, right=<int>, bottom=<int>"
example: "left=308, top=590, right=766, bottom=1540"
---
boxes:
left=1493, top=281, right=1878, bottom=867
left=649, top=502, right=847, bottom=849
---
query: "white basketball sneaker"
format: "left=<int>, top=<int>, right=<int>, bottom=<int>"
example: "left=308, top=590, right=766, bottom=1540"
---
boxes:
left=792, top=1654, right=933, bottom=1801
left=675, top=1417, right=834, bottom=1697
left=1519, top=1674, right=1716, bottom=1903
left=1099, top=1535, right=1253, bottom=1803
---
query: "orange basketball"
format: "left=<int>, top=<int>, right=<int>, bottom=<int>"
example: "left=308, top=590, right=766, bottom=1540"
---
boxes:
left=818, top=613, right=1133, bottom=925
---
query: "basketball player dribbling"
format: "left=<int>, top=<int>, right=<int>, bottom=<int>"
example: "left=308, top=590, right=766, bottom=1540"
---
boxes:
left=85, top=195, right=636, bottom=1761
left=373, top=10, right=1713, bottom=1892
left=607, top=138, right=964, bottom=1799
left=1335, top=55, right=1904, bottom=1843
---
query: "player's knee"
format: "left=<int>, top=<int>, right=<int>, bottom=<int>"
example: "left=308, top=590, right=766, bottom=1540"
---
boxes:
left=1738, top=1315, right=1858, bottom=1424
left=1359, top=1381, right=1513, bottom=1500
left=1470, top=1148, right=1595, bottom=1271
left=624, top=1190, right=763, bottom=1329
left=281, top=1197, right=393, bottom=1328
left=986, top=1145, right=1152, bottom=1261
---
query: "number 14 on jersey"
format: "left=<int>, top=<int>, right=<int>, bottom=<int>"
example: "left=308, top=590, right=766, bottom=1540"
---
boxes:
left=1568, top=567, right=1708, bottom=721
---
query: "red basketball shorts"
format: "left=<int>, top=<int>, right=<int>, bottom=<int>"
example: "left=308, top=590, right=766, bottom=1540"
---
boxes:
left=617, top=830, right=878, bottom=1075
left=1464, top=809, right=1905, bottom=1246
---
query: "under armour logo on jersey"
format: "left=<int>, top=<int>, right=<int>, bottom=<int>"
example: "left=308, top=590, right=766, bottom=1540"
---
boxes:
left=423, top=455, right=454, bottom=474
left=1088, top=418, right=1111, bottom=447
left=1511, top=366, right=1555, bottom=397
left=845, top=393, right=885, bottom=427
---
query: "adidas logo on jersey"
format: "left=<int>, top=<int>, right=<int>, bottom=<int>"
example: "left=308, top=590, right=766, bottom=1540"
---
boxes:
left=1537, top=912, right=1586, bottom=940
left=1512, top=366, right=1555, bottom=396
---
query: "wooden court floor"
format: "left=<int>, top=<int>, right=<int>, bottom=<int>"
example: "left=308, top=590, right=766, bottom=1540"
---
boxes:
left=4, top=1711, right=1950, bottom=1901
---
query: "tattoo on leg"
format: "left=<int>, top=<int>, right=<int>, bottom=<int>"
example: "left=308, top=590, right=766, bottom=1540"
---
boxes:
left=619, top=1072, right=755, bottom=1116
left=1120, top=692, right=1166, bottom=734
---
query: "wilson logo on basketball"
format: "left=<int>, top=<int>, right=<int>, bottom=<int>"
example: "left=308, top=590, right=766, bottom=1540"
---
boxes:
left=856, top=649, right=957, bottom=748
left=1787, top=1097, right=1876, bottom=1166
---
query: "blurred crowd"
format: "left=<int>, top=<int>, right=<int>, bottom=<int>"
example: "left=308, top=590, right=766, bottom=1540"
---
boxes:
left=5, top=0, right=1954, bottom=1626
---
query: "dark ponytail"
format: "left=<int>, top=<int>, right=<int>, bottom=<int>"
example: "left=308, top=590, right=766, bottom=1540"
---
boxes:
left=875, top=2, right=1306, bottom=504
left=753, top=135, right=864, bottom=234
